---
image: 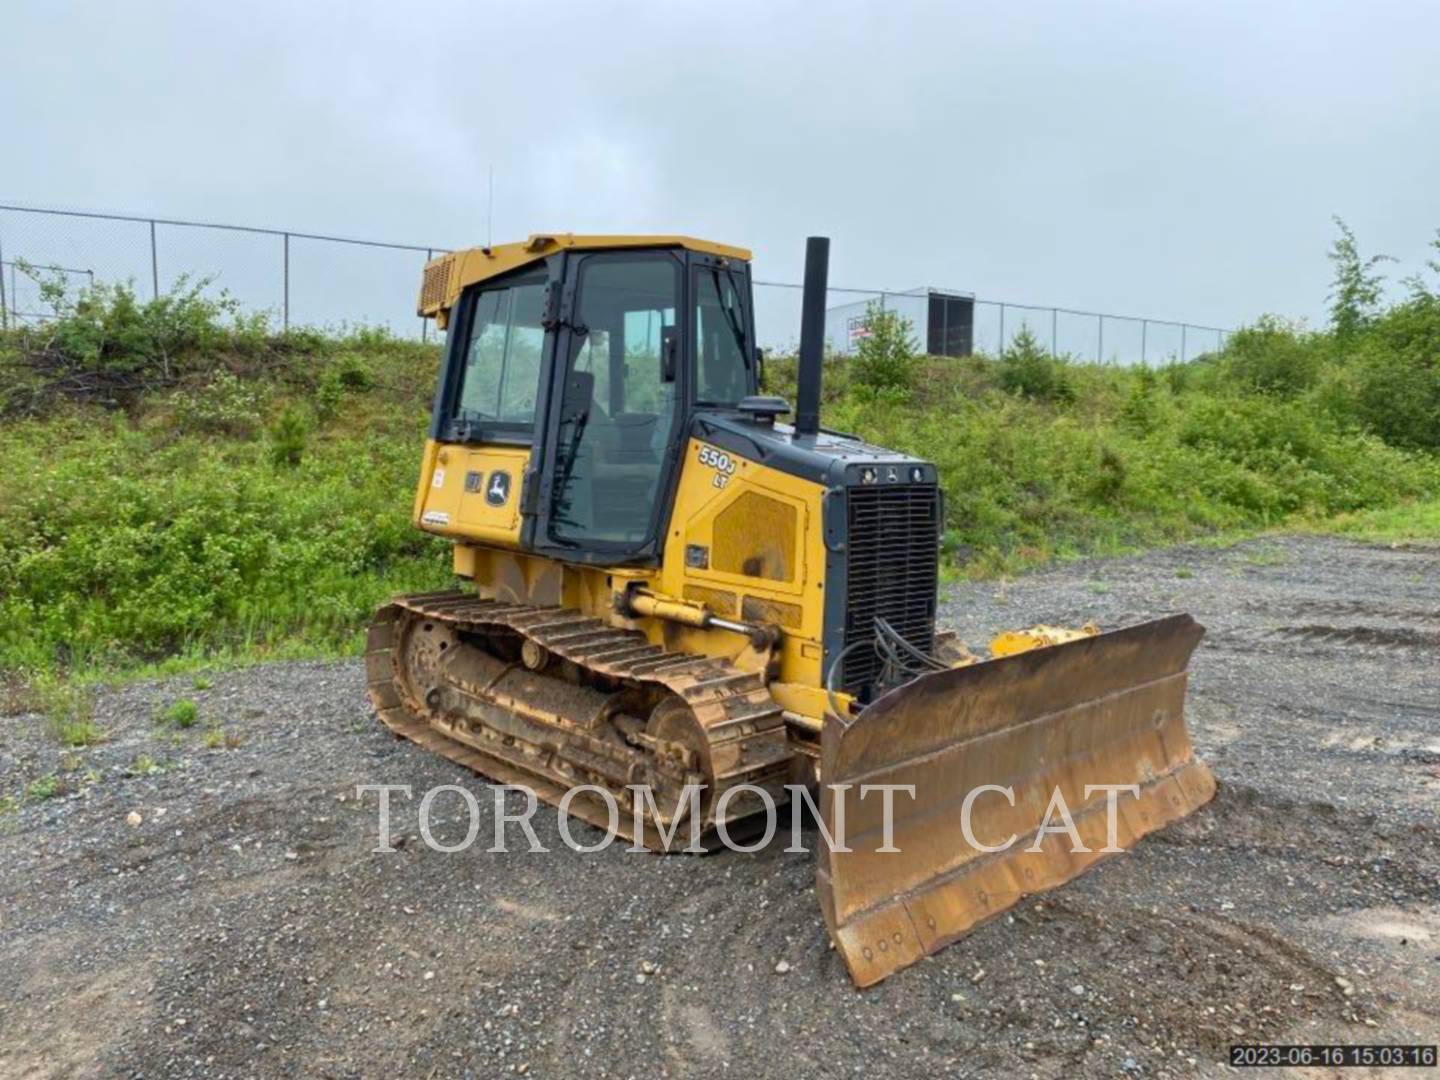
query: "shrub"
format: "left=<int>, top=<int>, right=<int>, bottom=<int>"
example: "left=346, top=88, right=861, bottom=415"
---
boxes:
left=1348, top=338, right=1440, bottom=451
left=1120, top=368, right=1162, bottom=434
left=161, top=698, right=199, bottom=728
left=851, top=302, right=920, bottom=393
left=33, top=680, right=102, bottom=746
left=27, top=775, right=62, bottom=800
left=269, top=406, right=309, bottom=468
left=997, top=327, right=1075, bottom=404
left=170, top=371, right=268, bottom=437
left=1220, top=315, right=1324, bottom=397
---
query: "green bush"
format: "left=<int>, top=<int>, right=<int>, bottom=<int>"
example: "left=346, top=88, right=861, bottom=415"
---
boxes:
left=996, top=327, right=1075, bottom=404
left=851, top=302, right=920, bottom=393
left=1219, top=315, right=1325, bottom=396
left=268, top=406, right=309, bottom=468
left=1344, top=296, right=1440, bottom=450
left=161, top=698, right=199, bottom=728
left=170, top=371, right=269, bottom=437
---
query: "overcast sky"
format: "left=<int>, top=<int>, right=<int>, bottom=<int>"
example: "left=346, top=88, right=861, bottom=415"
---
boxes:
left=4, top=0, right=1438, bottom=336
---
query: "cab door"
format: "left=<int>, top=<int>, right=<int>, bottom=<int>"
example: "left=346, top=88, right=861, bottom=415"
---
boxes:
left=533, top=249, right=687, bottom=564
left=421, top=263, right=555, bottom=548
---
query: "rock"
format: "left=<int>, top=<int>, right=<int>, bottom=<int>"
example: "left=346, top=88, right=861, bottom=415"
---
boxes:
left=1070, top=984, right=1085, bottom=996
left=423, top=970, right=435, bottom=981
left=126, top=811, right=143, bottom=827
left=1334, top=976, right=1355, bottom=996
left=639, top=960, right=657, bottom=975
left=774, top=960, right=791, bottom=974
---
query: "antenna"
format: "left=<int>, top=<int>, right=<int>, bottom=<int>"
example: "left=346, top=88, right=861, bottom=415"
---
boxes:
left=487, top=166, right=495, bottom=250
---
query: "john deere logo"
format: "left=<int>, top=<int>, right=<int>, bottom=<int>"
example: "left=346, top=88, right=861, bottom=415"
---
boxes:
left=486, top=471, right=511, bottom=507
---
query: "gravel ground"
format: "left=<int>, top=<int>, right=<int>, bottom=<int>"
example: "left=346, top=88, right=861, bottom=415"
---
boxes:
left=1, top=534, right=1437, bottom=1079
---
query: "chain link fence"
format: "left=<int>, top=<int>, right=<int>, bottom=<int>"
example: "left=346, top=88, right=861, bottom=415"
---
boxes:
left=752, top=281, right=1231, bottom=365
left=1, top=204, right=1231, bottom=362
left=0, top=203, right=446, bottom=340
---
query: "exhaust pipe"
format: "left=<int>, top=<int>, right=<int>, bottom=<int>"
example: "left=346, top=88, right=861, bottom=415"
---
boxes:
left=793, top=236, right=829, bottom=438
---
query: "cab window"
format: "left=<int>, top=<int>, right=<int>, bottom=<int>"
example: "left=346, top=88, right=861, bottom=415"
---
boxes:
left=453, top=270, right=547, bottom=432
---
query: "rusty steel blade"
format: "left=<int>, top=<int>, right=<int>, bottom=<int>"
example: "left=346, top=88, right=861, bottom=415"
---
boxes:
left=816, top=614, right=1215, bottom=988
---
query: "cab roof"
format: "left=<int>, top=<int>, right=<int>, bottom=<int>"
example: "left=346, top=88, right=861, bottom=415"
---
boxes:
left=419, top=233, right=752, bottom=324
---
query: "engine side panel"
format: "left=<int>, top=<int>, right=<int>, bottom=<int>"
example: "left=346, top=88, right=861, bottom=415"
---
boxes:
left=658, top=436, right=830, bottom=707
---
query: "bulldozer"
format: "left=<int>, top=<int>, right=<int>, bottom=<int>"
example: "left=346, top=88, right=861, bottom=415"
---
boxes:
left=365, top=233, right=1215, bottom=987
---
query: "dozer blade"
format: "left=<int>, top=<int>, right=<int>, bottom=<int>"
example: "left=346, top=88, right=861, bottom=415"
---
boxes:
left=816, top=613, right=1214, bottom=987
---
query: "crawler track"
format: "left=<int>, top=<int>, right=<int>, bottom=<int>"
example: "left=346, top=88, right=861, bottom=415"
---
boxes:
left=364, top=590, right=793, bottom=849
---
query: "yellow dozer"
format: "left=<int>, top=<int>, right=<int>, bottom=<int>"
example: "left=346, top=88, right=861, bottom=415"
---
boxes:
left=366, top=234, right=1214, bottom=986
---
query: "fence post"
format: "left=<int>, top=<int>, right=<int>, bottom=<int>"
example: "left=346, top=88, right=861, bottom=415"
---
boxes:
left=1180, top=323, right=1187, bottom=363
left=1097, top=315, right=1104, bottom=363
left=149, top=219, right=159, bottom=299
left=0, top=231, right=8, bottom=331
left=1050, top=307, right=1057, bottom=358
left=998, top=303, right=1005, bottom=356
left=1141, top=319, right=1147, bottom=365
left=282, top=232, right=290, bottom=330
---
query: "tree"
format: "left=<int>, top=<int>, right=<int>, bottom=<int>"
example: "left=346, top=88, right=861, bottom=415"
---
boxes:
left=996, top=325, right=1074, bottom=403
left=851, top=301, right=920, bottom=393
left=1327, top=216, right=1394, bottom=340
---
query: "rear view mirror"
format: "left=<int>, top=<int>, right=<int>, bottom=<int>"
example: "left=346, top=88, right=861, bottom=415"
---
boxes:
left=661, top=325, right=678, bottom=383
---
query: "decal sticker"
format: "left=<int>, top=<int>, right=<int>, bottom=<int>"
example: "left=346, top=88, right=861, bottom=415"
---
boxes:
left=431, top=468, right=446, bottom=489
left=486, top=470, right=511, bottom=507
left=465, top=470, right=483, bottom=493
left=421, top=510, right=450, bottom=526
left=696, top=444, right=737, bottom=489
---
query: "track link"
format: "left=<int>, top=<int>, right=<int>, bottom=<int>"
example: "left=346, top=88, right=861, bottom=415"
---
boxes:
left=364, top=590, right=793, bottom=849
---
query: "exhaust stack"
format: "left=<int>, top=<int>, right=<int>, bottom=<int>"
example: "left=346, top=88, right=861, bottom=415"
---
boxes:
left=793, top=236, right=830, bottom=438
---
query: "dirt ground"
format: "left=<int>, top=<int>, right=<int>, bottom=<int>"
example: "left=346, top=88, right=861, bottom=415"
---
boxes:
left=1, top=534, right=1437, bottom=1079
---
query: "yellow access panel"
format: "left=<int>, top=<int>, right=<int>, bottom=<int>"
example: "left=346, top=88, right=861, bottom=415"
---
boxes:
left=658, top=436, right=830, bottom=692
left=415, top=440, right=529, bottom=548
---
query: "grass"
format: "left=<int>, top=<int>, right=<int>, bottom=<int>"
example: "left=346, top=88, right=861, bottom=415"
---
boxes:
left=26, top=775, right=61, bottom=801
left=159, top=698, right=199, bottom=729
left=1322, top=497, right=1440, bottom=543
left=20, top=677, right=105, bottom=746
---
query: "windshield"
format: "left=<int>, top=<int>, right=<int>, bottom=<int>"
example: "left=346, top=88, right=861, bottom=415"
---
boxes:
left=694, top=266, right=751, bottom=405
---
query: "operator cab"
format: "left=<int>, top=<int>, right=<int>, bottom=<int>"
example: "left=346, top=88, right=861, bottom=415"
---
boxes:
left=426, top=239, right=761, bottom=566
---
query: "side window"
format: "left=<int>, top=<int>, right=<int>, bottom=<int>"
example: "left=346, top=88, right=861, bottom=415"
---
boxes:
left=457, top=290, right=507, bottom=418
left=453, top=273, right=547, bottom=431
left=694, top=267, right=750, bottom=405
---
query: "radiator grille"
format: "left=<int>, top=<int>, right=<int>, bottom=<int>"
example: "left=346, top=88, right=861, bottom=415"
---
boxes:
left=841, top=483, right=941, bottom=694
